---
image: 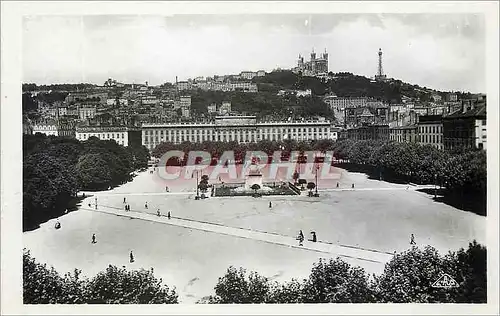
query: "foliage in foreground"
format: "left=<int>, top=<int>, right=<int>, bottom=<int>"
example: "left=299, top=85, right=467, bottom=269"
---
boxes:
left=23, top=250, right=178, bottom=304
left=201, top=242, right=486, bottom=304
left=23, top=241, right=485, bottom=304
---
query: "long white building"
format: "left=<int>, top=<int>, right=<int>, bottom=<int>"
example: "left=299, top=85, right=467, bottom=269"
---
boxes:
left=76, top=126, right=129, bottom=146
left=141, top=116, right=331, bottom=150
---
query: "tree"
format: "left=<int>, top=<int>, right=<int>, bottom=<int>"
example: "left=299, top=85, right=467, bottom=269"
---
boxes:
left=372, top=246, right=459, bottom=303
left=306, top=182, right=316, bottom=193
left=448, top=241, right=487, bottom=303
left=198, top=180, right=208, bottom=193
left=266, top=279, right=304, bottom=303
left=251, top=184, right=261, bottom=194
left=23, top=249, right=88, bottom=304
left=297, top=179, right=307, bottom=190
left=23, top=152, right=79, bottom=231
left=76, top=153, right=112, bottom=190
left=302, top=258, right=374, bottom=303
left=23, top=250, right=178, bottom=304
left=207, top=266, right=270, bottom=304
left=87, top=265, right=178, bottom=304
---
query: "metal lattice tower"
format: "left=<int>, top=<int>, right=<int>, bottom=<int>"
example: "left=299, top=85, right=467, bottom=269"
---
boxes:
left=378, top=48, right=384, bottom=78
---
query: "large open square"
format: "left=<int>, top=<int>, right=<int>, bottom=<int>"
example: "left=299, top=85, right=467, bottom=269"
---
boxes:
left=23, top=166, right=486, bottom=303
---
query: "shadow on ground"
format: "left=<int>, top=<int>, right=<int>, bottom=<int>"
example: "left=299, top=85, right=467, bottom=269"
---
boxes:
left=335, top=163, right=486, bottom=217
left=23, top=195, right=89, bottom=232
left=417, top=188, right=486, bottom=217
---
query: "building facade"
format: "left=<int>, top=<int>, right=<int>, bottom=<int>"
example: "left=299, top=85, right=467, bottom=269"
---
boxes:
left=78, top=106, right=97, bottom=120
left=346, top=125, right=389, bottom=141
left=32, top=124, right=59, bottom=136
left=240, top=71, right=257, bottom=80
left=141, top=116, right=331, bottom=150
left=442, top=103, right=486, bottom=150
left=75, top=126, right=129, bottom=146
left=417, top=115, right=443, bottom=150
left=389, top=125, right=418, bottom=143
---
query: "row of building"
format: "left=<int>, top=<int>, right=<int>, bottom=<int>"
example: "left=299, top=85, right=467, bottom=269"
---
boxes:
left=26, top=100, right=486, bottom=152
left=349, top=102, right=487, bottom=150
left=176, top=80, right=258, bottom=93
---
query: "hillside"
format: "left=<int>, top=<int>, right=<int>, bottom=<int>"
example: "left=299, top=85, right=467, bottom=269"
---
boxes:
left=253, top=70, right=464, bottom=104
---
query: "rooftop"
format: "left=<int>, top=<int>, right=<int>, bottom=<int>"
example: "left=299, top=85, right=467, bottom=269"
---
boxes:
left=445, top=104, right=486, bottom=119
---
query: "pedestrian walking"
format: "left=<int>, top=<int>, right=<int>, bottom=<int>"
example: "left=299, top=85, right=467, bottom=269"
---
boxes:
left=269, top=201, right=272, bottom=209
left=167, top=211, right=171, bottom=220
left=351, top=183, right=355, bottom=189
left=123, top=197, right=126, bottom=203
left=88, top=203, right=91, bottom=208
left=130, top=251, right=135, bottom=263
left=54, top=220, right=61, bottom=230
left=157, top=209, right=161, bottom=217
left=336, top=182, right=339, bottom=188
left=297, top=230, right=304, bottom=246
left=410, top=234, right=416, bottom=245
left=91, top=233, right=96, bottom=244
left=145, top=202, right=148, bottom=209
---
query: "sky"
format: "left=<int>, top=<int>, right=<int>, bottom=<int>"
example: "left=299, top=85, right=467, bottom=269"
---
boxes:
left=22, top=14, right=486, bottom=93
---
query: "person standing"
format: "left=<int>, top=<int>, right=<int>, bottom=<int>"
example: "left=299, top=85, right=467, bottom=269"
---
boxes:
left=130, top=251, right=135, bottom=263
left=167, top=211, right=171, bottom=220
left=269, top=201, right=272, bottom=209
left=157, top=209, right=161, bottom=217
left=145, top=202, right=148, bottom=209
left=351, top=183, right=355, bottom=189
left=123, top=197, right=126, bottom=204
left=310, top=232, right=317, bottom=242
left=91, top=233, right=96, bottom=244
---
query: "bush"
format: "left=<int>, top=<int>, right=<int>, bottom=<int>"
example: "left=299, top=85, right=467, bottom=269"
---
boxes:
left=302, top=258, right=374, bottom=303
left=203, top=242, right=486, bottom=304
left=87, top=265, right=178, bottom=304
left=23, top=250, right=178, bottom=304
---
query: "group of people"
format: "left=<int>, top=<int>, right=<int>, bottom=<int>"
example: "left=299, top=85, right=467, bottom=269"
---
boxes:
left=296, top=230, right=317, bottom=246
left=156, top=209, right=171, bottom=219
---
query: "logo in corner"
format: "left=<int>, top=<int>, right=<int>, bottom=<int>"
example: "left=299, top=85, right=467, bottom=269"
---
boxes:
left=431, top=273, right=459, bottom=288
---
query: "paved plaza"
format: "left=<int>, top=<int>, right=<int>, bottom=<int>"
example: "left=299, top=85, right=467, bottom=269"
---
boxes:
left=23, top=166, right=486, bottom=303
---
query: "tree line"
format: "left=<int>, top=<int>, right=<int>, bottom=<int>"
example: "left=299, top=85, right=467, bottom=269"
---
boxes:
left=23, top=134, right=150, bottom=231
left=23, top=241, right=486, bottom=304
left=151, top=139, right=486, bottom=214
left=331, top=139, right=486, bottom=214
left=151, top=138, right=486, bottom=196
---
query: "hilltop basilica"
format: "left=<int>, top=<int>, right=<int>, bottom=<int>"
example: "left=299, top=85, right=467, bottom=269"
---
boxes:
left=292, top=49, right=329, bottom=77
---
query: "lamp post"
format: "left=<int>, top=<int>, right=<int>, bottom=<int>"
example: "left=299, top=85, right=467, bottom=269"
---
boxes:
left=434, top=173, right=437, bottom=199
left=315, top=164, right=319, bottom=197
left=196, top=170, right=200, bottom=198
